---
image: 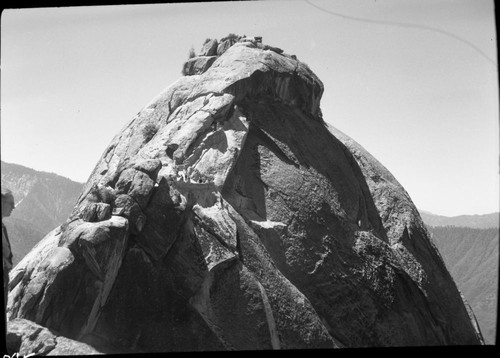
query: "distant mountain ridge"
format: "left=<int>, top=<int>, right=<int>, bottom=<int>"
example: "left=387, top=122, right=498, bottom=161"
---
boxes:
left=1, top=161, right=83, bottom=266
left=419, top=210, right=499, bottom=229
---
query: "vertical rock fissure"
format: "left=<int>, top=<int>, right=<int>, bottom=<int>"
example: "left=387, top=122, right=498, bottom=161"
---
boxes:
left=192, top=211, right=235, bottom=254
left=256, top=280, right=281, bottom=349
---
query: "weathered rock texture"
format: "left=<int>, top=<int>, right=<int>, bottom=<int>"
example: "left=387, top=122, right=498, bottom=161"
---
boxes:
left=6, top=318, right=104, bottom=355
left=7, top=35, right=483, bottom=352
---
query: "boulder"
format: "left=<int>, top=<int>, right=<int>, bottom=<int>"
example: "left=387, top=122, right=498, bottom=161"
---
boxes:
left=8, top=216, right=129, bottom=339
left=216, top=39, right=232, bottom=56
left=199, top=38, right=219, bottom=56
left=263, top=44, right=283, bottom=54
left=112, top=194, right=146, bottom=234
left=6, top=318, right=103, bottom=355
left=78, top=202, right=111, bottom=222
left=182, top=56, right=217, bottom=76
left=133, top=158, right=162, bottom=177
left=115, top=167, right=155, bottom=209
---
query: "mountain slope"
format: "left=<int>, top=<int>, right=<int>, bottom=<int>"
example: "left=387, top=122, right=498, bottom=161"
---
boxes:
left=1, top=161, right=83, bottom=265
left=426, top=225, right=498, bottom=344
left=7, top=35, right=483, bottom=352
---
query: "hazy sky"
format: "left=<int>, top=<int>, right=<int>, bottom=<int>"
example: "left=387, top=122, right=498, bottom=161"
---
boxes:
left=1, top=0, right=498, bottom=216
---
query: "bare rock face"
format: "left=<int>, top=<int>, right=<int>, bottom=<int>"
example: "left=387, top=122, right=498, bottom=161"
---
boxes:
left=7, top=35, right=483, bottom=352
left=199, top=38, right=219, bottom=57
left=182, top=56, right=218, bottom=76
left=6, top=318, right=104, bottom=355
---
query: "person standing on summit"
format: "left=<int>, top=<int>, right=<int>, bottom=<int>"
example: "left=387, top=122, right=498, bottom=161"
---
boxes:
left=2, top=188, right=15, bottom=327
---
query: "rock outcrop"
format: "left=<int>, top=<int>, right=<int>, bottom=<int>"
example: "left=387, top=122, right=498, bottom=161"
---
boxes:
left=182, top=35, right=286, bottom=76
left=6, top=318, right=104, bottom=355
left=7, top=35, right=483, bottom=353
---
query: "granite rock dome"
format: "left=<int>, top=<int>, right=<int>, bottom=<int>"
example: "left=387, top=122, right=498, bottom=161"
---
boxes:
left=7, top=35, right=483, bottom=353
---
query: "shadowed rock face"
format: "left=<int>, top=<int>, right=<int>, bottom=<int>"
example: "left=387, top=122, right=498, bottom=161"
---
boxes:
left=7, top=36, right=483, bottom=352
